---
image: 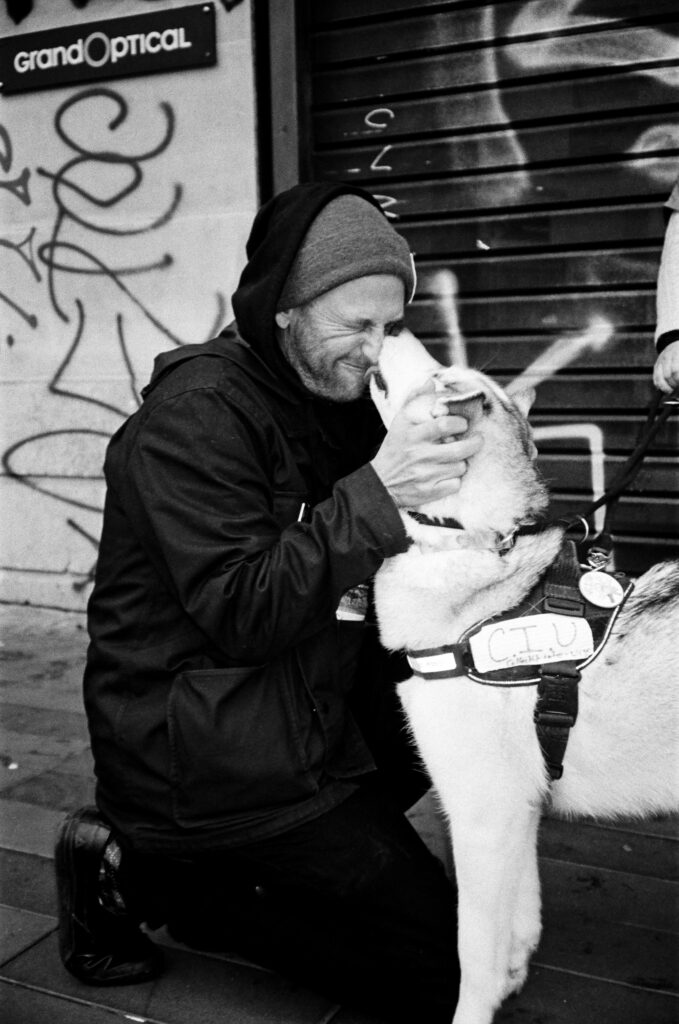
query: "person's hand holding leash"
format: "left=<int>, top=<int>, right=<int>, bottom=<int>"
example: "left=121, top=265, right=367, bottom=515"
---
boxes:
left=371, top=378, right=483, bottom=508
left=653, top=339, right=679, bottom=393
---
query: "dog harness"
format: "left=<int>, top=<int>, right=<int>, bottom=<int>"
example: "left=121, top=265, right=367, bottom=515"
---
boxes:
left=406, top=539, right=634, bottom=781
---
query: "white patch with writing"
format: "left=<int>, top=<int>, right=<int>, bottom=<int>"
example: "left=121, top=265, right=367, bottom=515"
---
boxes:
left=469, top=613, right=594, bottom=673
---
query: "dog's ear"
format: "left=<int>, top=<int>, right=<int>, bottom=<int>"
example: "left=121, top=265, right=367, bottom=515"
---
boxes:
left=505, top=384, right=536, bottom=418
left=433, top=385, right=485, bottom=430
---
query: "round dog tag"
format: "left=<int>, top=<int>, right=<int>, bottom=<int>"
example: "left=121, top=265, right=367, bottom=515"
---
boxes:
left=578, top=570, right=624, bottom=609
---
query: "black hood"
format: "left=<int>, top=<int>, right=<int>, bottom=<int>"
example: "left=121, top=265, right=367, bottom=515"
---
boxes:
left=231, top=181, right=390, bottom=381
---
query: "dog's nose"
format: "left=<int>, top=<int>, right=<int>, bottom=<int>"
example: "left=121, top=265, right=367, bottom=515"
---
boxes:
left=365, top=366, right=388, bottom=395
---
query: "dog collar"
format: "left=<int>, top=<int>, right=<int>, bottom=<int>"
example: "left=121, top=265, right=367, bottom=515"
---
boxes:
left=407, top=510, right=464, bottom=530
left=405, top=511, right=581, bottom=556
left=406, top=510, right=520, bottom=554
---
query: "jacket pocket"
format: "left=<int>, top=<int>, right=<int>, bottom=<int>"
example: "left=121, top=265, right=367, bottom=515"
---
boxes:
left=167, top=663, right=321, bottom=827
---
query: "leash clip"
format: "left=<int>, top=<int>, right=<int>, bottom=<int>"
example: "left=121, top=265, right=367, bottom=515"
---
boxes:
left=585, top=547, right=611, bottom=571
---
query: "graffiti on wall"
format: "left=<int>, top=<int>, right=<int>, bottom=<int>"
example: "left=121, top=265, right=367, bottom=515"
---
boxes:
left=1, top=84, right=233, bottom=603
left=0, top=124, right=35, bottom=345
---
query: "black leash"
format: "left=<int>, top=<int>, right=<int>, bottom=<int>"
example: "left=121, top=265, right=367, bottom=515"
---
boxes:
left=534, top=388, right=677, bottom=779
left=560, top=386, right=679, bottom=565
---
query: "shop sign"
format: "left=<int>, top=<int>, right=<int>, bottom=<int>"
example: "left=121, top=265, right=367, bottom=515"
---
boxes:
left=0, top=3, right=216, bottom=95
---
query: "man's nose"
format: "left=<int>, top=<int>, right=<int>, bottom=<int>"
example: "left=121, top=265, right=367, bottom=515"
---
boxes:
left=360, top=330, right=384, bottom=363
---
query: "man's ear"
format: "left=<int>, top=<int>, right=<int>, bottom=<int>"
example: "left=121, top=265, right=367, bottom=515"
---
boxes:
left=505, top=384, right=536, bottom=418
left=275, top=310, right=291, bottom=329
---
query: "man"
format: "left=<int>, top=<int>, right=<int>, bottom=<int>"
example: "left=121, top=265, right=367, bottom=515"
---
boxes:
left=56, top=182, right=482, bottom=1022
left=654, top=172, right=679, bottom=394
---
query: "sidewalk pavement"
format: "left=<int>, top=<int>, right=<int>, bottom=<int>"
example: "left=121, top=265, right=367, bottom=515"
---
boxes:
left=1, top=603, right=677, bottom=1024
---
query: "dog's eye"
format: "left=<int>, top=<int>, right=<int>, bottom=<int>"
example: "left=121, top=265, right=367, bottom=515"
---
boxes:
left=482, top=398, right=492, bottom=413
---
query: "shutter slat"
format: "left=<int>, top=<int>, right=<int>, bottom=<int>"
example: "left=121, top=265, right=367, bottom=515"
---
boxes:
left=314, top=72, right=679, bottom=145
left=313, top=27, right=679, bottom=103
left=311, top=4, right=679, bottom=65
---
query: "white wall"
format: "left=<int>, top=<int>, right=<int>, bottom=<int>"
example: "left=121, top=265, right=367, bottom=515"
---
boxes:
left=0, top=0, right=259, bottom=610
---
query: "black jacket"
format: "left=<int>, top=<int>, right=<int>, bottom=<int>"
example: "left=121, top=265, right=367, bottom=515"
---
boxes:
left=84, top=183, right=412, bottom=852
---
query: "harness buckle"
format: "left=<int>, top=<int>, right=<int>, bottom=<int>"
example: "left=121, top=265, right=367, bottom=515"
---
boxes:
left=543, top=592, right=586, bottom=616
left=534, top=708, right=577, bottom=728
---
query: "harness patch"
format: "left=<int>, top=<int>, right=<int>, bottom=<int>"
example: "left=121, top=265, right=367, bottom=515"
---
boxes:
left=468, top=613, right=594, bottom=674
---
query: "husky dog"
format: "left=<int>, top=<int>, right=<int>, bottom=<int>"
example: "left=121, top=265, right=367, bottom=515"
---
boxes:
left=369, top=330, right=679, bottom=1024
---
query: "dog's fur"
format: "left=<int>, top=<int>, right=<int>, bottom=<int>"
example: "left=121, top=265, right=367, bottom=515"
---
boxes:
left=370, top=330, right=679, bottom=1024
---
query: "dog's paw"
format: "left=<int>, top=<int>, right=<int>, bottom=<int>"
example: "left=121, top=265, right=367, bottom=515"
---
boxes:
left=501, top=959, right=530, bottom=999
left=502, top=931, right=540, bottom=998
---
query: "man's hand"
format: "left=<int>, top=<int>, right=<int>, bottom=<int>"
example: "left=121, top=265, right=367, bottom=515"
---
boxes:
left=370, top=379, right=483, bottom=508
left=653, top=339, right=679, bottom=394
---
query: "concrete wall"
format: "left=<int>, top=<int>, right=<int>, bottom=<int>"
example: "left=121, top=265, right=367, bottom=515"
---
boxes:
left=0, top=0, right=259, bottom=611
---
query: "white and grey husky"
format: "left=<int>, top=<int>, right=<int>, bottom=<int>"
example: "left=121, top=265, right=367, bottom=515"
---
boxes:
left=370, top=330, right=679, bottom=1024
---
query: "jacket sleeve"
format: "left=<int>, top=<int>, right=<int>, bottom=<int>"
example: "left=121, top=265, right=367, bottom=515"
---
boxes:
left=655, top=209, right=679, bottom=354
left=123, top=385, right=408, bottom=662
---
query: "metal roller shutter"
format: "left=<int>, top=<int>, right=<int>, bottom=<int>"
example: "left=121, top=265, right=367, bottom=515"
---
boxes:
left=280, top=0, right=679, bottom=571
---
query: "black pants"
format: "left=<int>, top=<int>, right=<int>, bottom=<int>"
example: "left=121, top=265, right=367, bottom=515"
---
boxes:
left=125, top=780, right=460, bottom=1024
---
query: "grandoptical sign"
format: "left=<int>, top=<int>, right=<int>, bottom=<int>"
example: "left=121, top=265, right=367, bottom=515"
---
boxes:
left=0, top=3, right=216, bottom=95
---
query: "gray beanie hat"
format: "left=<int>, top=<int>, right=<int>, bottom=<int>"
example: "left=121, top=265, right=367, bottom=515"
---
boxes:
left=277, top=194, right=416, bottom=310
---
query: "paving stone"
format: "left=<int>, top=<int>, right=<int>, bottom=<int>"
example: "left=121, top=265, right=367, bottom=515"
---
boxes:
left=0, top=703, right=88, bottom=741
left=0, top=848, right=58, bottom=917
left=0, top=799, right=64, bottom=858
left=0, top=675, right=86, bottom=715
left=494, top=962, right=679, bottom=1024
left=539, top=813, right=679, bottom=880
left=0, top=731, right=90, bottom=794
left=0, top=905, right=56, bottom=966
left=0, top=980, right=144, bottom=1024
left=405, top=789, right=452, bottom=872
left=539, top=910, right=677, bottom=992
left=1, top=932, right=155, bottom=1019
left=540, top=857, right=679, bottom=933
left=146, top=943, right=336, bottom=1024
left=2, top=931, right=337, bottom=1024
left=1, top=769, right=96, bottom=813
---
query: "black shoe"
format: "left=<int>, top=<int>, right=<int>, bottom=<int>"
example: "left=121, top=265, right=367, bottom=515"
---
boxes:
left=55, top=806, right=163, bottom=986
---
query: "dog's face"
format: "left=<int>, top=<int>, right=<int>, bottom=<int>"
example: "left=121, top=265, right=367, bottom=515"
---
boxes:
left=370, top=330, right=548, bottom=533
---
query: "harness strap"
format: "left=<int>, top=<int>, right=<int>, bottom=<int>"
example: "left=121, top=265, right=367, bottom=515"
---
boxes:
left=533, top=660, right=581, bottom=781
left=543, top=541, right=586, bottom=616
left=407, top=644, right=468, bottom=680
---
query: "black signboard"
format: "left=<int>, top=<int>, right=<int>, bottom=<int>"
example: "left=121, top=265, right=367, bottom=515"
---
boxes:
left=0, top=3, right=216, bottom=95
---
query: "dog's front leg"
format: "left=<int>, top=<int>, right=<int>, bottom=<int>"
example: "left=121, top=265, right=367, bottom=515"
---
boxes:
left=398, top=680, right=546, bottom=1024
left=503, top=803, right=542, bottom=998
left=447, top=797, right=536, bottom=1024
